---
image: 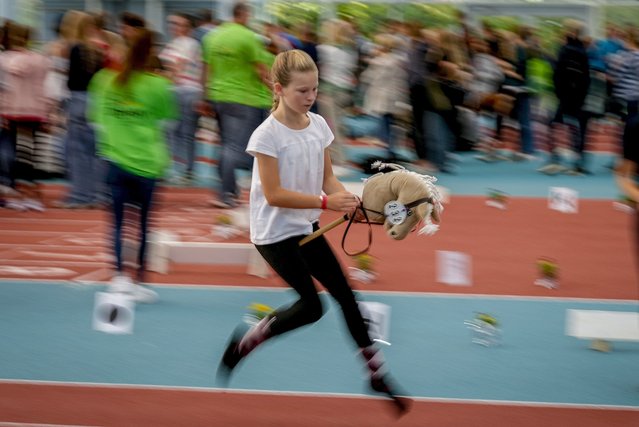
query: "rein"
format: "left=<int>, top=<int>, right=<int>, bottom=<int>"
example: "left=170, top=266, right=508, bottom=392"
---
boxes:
left=341, top=203, right=375, bottom=257
left=340, top=197, right=434, bottom=256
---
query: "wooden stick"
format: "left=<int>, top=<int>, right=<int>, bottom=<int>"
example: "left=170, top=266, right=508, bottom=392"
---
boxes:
left=299, top=214, right=349, bottom=246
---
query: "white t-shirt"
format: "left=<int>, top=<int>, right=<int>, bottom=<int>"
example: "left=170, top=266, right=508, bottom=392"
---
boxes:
left=159, top=36, right=203, bottom=89
left=246, top=113, right=334, bottom=245
left=317, top=44, right=358, bottom=90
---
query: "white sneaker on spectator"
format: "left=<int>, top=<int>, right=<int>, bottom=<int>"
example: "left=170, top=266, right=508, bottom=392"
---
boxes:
left=537, top=163, right=565, bottom=175
left=132, top=284, right=159, bottom=304
left=22, top=199, right=45, bottom=212
left=0, top=185, right=17, bottom=196
left=109, top=274, right=135, bottom=293
left=6, top=200, right=27, bottom=211
left=209, top=198, right=237, bottom=209
left=109, top=274, right=158, bottom=303
left=512, top=152, right=537, bottom=162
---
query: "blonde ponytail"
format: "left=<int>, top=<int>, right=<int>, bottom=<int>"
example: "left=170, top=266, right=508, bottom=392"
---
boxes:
left=270, top=49, right=317, bottom=112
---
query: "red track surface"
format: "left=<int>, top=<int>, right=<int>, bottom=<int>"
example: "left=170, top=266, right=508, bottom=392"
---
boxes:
left=1, top=184, right=637, bottom=426
left=1, top=383, right=637, bottom=427
left=2, top=186, right=636, bottom=299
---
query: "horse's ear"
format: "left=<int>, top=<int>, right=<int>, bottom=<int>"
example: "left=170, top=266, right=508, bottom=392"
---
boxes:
left=390, top=173, right=424, bottom=204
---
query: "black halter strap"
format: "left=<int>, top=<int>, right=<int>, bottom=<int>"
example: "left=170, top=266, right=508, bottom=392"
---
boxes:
left=361, top=196, right=434, bottom=217
left=340, top=197, right=434, bottom=256
left=341, top=203, right=374, bottom=257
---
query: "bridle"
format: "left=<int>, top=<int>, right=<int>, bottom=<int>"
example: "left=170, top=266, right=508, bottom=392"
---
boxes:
left=340, top=197, right=435, bottom=256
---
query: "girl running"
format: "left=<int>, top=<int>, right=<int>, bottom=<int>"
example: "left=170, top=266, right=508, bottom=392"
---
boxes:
left=217, top=49, right=411, bottom=415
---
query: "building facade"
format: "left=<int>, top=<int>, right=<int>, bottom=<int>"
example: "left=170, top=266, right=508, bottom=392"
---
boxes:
left=1, top=0, right=605, bottom=42
left=0, top=0, right=239, bottom=41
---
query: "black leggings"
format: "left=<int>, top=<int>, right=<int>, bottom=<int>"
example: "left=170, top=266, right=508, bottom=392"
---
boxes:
left=255, top=224, right=373, bottom=349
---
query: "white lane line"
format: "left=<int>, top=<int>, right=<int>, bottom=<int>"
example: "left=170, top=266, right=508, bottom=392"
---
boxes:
left=0, top=261, right=105, bottom=267
left=0, top=217, right=216, bottom=225
left=0, top=279, right=636, bottom=304
left=0, top=379, right=636, bottom=411
left=0, top=244, right=105, bottom=250
left=80, top=227, right=106, bottom=233
left=0, top=231, right=98, bottom=236
left=73, top=268, right=113, bottom=284
left=38, top=237, right=107, bottom=246
left=0, top=218, right=102, bottom=224
left=0, top=267, right=76, bottom=276
left=18, top=251, right=111, bottom=262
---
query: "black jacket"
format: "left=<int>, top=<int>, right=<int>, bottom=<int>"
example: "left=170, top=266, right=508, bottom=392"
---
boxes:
left=553, top=37, right=590, bottom=114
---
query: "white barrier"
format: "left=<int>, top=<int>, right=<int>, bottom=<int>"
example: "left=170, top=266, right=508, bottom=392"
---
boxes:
left=147, top=231, right=270, bottom=278
left=565, top=309, right=639, bottom=352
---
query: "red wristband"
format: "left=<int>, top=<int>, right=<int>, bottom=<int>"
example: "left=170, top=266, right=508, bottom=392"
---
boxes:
left=320, top=194, right=328, bottom=210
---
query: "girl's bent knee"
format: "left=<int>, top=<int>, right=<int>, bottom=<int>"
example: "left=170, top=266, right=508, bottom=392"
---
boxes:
left=305, top=300, right=325, bottom=324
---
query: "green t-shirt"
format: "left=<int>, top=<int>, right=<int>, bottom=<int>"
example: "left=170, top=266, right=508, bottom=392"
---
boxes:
left=527, top=57, right=554, bottom=95
left=256, top=49, right=275, bottom=109
left=202, top=22, right=269, bottom=108
left=88, top=69, right=176, bottom=179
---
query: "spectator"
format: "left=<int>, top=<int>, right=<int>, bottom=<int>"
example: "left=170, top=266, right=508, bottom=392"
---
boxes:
left=54, top=12, right=105, bottom=208
left=119, top=11, right=145, bottom=46
left=316, top=19, right=358, bottom=175
left=192, top=9, right=217, bottom=44
left=0, top=22, right=52, bottom=211
left=202, top=1, right=272, bottom=208
left=160, top=12, right=203, bottom=184
left=539, top=20, right=591, bottom=175
left=89, top=29, right=176, bottom=300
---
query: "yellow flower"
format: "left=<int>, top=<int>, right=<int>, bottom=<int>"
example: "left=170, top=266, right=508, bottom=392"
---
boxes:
left=354, top=253, right=374, bottom=271
left=217, top=214, right=233, bottom=225
left=477, top=313, right=499, bottom=326
left=248, top=303, right=274, bottom=318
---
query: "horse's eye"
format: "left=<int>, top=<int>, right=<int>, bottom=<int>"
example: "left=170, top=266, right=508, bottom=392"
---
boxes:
left=407, top=210, right=413, bottom=216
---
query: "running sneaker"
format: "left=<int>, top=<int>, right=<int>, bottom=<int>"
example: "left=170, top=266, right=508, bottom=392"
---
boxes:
left=217, top=322, right=251, bottom=386
left=370, top=374, right=413, bottom=417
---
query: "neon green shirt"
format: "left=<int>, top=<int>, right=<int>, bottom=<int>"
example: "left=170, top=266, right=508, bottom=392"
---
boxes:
left=255, top=49, right=275, bottom=109
left=202, top=22, right=268, bottom=107
left=88, top=70, right=176, bottom=179
left=527, top=57, right=554, bottom=95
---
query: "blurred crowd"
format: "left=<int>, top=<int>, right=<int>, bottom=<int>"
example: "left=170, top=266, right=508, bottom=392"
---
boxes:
left=1, top=3, right=638, bottom=211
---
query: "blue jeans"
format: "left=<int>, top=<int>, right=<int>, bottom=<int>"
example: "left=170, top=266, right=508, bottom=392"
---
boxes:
left=64, top=91, right=105, bottom=204
left=106, top=162, right=157, bottom=279
left=518, top=95, right=534, bottom=155
left=378, top=113, right=396, bottom=157
left=214, top=102, right=268, bottom=202
left=166, top=86, right=202, bottom=176
left=548, top=105, right=590, bottom=168
left=423, top=110, right=454, bottom=171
